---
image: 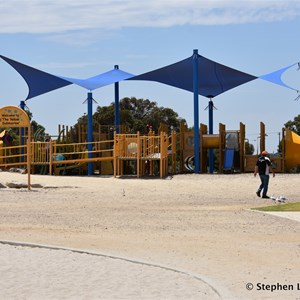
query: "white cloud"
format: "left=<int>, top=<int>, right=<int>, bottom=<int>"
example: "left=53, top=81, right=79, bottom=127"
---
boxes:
left=0, top=0, right=299, bottom=34
left=40, top=29, right=121, bottom=47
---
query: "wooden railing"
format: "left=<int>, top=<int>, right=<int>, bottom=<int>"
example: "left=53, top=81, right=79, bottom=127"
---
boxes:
left=114, top=132, right=175, bottom=178
left=0, top=132, right=176, bottom=178
left=0, top=139, right=114, bottom=175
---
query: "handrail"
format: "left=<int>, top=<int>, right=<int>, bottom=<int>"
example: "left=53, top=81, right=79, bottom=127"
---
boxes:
left=0, top=139, right=115, bottom=171
left=0, top=132, right=174, bottom=178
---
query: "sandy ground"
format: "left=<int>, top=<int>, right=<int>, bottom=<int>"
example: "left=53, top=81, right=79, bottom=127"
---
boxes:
left=0, top=171, right=300, bottom=300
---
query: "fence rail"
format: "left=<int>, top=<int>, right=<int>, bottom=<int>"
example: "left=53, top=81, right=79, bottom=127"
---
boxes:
left=0, top=132, right=176, bottom=178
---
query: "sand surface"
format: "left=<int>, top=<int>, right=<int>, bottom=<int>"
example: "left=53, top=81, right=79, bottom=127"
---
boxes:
left=0, top=171, right=299, bottom=300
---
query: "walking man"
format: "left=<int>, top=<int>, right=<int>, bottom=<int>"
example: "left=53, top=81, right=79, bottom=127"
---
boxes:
left=254, top=150, right=275, bottom=199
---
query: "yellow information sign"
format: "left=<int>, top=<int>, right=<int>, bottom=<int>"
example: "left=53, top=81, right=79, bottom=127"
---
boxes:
left=0, top=105, right=31, bottom=190
left=0, top=105, right=30, bottom=127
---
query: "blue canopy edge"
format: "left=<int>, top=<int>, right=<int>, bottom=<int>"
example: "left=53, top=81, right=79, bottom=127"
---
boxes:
left=0, top=55, right=73, bottom=100
left=128, top=54, right=258, bottom=98
left=59, top=69, right=135, bottom=90
left=259, top=63, right=299, bottom=92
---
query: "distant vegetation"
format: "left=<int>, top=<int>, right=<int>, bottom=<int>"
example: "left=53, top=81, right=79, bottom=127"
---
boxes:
left=74, top=97, right=186, bottom=134
left=285, top=114, right=300, bottom=135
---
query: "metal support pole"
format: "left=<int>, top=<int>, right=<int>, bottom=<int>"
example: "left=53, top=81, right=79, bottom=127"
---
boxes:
left=20, top=100, right=25, bottom=162
left=114, top=65, right=120, bottom=134
left=87, top=92, right=93, bottom=176
left=208, top=99, right=214, bottom=174
left=193, top=49, right=200, bottom=173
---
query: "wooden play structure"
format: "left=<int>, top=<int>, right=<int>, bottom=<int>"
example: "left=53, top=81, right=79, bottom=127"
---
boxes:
left=113, top=131, right=176, bottom=178
left=283, top=128, right=300, bottom=171
left=179, top=122, right=246, bottom=173
left=30, top=139, right=115, bottom=176
left=243, top=122, right=284, bottom=172
left=2, top=104, right=300, bottom=177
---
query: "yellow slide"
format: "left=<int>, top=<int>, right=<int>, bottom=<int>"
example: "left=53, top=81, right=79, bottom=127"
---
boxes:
left=285, top=129, right=300, bottom=170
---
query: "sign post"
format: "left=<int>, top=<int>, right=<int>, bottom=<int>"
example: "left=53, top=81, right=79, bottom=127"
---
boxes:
left=0, top=105, right=31, bottom=190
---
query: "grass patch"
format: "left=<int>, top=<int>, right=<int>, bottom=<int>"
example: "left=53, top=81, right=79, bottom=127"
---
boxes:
left=254, top=202, right=300, bottom=212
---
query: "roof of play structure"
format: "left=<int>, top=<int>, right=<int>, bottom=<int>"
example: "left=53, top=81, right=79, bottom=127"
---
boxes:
left=0, top=53, right=298, bottom=101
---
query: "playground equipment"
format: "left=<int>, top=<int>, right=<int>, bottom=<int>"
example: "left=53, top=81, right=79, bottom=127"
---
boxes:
left=282, top=128, right=300, bottom=171
left=56, top=124, right=128, bottom=144
left=243, top=122, right=283, bottom=172
left=53, top=151, right=88, bottom=175
left=243, top=123, right=300, bottom=173
left=29, top=139, right=115, bottom=176
left=54, top=120, right=246, bottom=175
left=113, top=131, right=177, bottom=178
left=3, top=109, right=300, bottom=176
left=179, top=122, right=245, bottom=173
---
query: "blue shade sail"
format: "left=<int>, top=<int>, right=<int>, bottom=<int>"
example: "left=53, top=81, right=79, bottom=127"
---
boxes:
left=259, top=63, right=299, bottom=92
left=59, top=69, right=135, bottom=90
left=128, top=54, right=258, bottom=98
left=0, top=55, right=73, bottom=100
left=1, top=53, right=298, bottom=101
left=0, top=55, right=135, bottom=99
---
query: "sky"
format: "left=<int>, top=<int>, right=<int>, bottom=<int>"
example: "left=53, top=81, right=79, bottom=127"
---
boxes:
left=1, top=0, right=300, bottom=153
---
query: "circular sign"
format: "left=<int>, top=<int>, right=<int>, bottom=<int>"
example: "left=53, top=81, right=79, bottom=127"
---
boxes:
left=0, top=105, right=30, bottom=127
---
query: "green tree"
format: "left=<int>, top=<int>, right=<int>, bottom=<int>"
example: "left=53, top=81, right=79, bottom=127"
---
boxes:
left=24, top=107, right=46, bottom=141
left=31, top=120, right=46, bottom=141
left=245, top=141, right=255, bottom=155
left=90, top=97, right=185, bottom=134
left=284, top=114, right=300, bottom=135
left=279, top=114, right=300, bottom=153
left=24, top=107, right=33, bottom=121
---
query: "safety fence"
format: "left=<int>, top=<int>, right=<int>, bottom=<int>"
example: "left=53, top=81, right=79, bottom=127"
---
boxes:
left=0, top=132, right=177, bottom=178
left=0, top=139, right=115, bottom=175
